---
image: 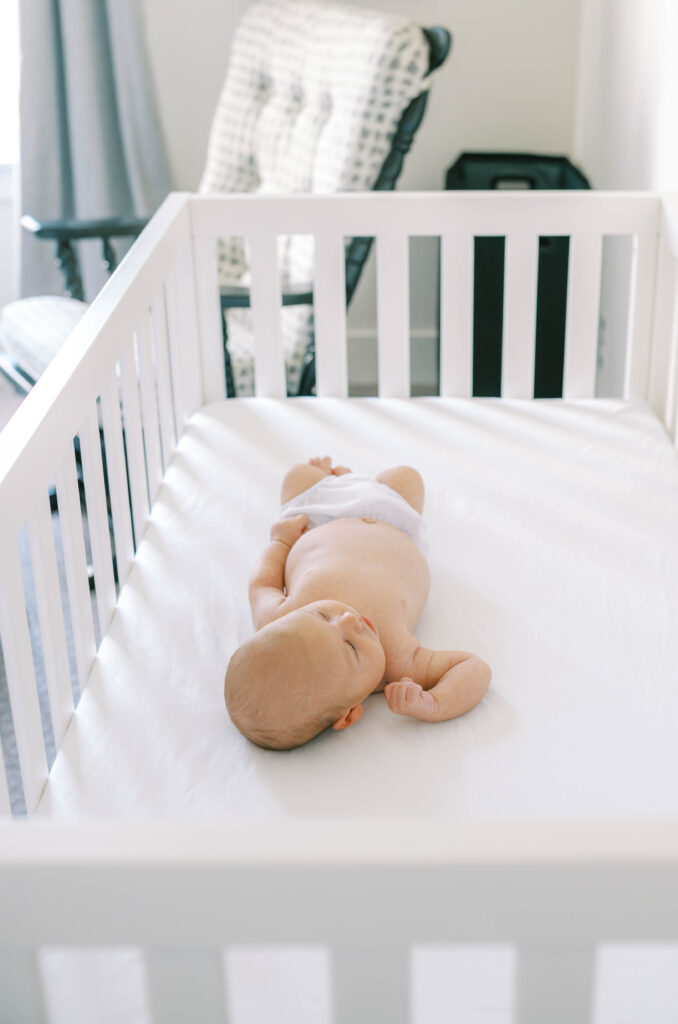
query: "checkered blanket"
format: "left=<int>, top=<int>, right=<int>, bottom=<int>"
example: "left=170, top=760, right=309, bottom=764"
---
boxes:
left=199, top=0, right=430, bottom=395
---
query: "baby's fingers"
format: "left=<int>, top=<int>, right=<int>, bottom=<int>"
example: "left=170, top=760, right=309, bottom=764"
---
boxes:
left=384, top=679, right=438, bottom=721
left=384, top=678, right=420, bottom=712
left=270, top=514, right=309, bottom=545
left=290, top=513, right=309, bottom=536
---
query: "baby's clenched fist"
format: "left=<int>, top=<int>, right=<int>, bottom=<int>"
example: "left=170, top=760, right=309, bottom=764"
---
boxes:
left=384, top=678, right=439, bottom=721
left=270, top=514, right=309, bottom=548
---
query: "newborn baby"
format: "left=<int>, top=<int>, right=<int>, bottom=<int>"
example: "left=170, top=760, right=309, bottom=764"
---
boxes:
left=224, top=457, right=491, bottom=750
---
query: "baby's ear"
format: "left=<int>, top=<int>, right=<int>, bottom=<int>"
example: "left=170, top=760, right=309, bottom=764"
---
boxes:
left=332, top=704, right=364, bottom=730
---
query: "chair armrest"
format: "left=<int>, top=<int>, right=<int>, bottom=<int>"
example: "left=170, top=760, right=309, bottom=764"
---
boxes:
left=21, top=215, right=148, bottom=241
left=21, top=215, right=149, bottom=301
left=221, top=285, right=314, bottom=310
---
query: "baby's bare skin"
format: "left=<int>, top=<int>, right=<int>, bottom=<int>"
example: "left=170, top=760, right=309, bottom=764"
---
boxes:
left=244, top=457, right=492, bottom=727
left=283, top=517, right=430, bottom=690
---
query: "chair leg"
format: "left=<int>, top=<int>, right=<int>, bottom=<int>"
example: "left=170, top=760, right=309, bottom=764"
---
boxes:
left=0, top=355, right=34, bottom=396
left=221, top=315, right=236, bottom=398
left=297, top=344, right=316, bottom=396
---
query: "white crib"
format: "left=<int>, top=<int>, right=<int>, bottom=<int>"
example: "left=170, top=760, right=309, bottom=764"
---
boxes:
left=1, top=190, right=678, bottom=1024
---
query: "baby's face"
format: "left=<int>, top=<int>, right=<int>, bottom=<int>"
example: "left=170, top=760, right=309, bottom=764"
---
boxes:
left=286, top=599, right=386, bottom=706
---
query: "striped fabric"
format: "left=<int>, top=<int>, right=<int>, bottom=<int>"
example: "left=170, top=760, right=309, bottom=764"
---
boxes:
left=200, top=0, right=430, bottom=395
left=0, top=297, right=88, bottom=383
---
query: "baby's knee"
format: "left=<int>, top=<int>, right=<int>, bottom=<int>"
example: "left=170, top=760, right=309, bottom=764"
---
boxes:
left=377, top=466, right=424, bottom=513
left=280, top=463, right=325, bottom=504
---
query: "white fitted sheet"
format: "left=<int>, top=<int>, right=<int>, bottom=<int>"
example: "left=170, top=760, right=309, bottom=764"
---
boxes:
left=35, top=396, right=678, bottom=1023
left=38, top=396, right=678, bottom=821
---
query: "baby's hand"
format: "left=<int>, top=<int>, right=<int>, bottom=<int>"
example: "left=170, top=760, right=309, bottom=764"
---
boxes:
left=309, top=456, right=351, bottom=476
left=384, top=678, right=439, bottom=722
left=270, top=514, right=309, bottom=549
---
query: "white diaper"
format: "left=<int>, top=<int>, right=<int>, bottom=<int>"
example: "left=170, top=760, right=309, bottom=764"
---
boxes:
left=280, top=472, right=427, bottom=555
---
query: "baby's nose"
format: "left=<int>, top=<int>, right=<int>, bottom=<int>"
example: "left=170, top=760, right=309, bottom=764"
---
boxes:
left=340, top=610, right=362, bottom=632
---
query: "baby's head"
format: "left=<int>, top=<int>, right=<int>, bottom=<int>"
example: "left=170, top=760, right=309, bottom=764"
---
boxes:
left=224, top=600, right=386, bottom=750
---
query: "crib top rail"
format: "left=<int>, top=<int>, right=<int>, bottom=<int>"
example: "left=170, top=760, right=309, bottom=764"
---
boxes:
left=189, top=189, right=662, bottom=238
left=2, top=819, right=678, bottom=947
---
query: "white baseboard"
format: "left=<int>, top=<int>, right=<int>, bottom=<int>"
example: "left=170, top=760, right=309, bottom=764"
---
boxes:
left=347, top=327, right=438, bottom=392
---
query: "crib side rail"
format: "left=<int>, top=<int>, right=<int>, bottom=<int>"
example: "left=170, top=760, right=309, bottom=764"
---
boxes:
left=1, top=819, right=678, bottom=1023
left=0, top=193, right=200, bottom=537
left=0, top=193, right=202, bottom=815
left=189, top=190, right=670, bottom=410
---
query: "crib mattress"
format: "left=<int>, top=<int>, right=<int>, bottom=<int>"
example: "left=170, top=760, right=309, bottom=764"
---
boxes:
left=38, top=395, right=678, bottom=822
left=35, top=396, right=678, bottom=1023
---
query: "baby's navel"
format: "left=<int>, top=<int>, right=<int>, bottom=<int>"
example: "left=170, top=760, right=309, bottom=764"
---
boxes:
left=361, top=516, right=377, bottom=524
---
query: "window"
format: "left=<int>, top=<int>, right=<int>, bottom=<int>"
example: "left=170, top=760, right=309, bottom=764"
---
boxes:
left=0, top=0, right=20, bottom=167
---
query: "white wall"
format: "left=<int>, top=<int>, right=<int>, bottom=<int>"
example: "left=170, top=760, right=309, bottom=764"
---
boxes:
left=575, top=0, right=678, bottom=191
left=574, top=0, right=678, bottom=394
left=143, top=0, right=581, bottom=191
left=142, top=0, right=581, bottom=389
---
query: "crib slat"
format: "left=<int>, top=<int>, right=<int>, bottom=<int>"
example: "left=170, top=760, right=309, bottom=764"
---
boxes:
left=119, top=337, right=150, bottom=547
left=563, top=234, right=603, bottom=399
left=248, top=231, right=286, bottom=398
left=164, top=266, right=188, bottom=431
left=376, top=230, right=410, bottom=398
left=26, top=496, right=74, bottom=750
left=175, top=243, right=203, bottom=417
left=0, top=747, right=10, bottom=815
left=0, top=950, right=47, bottom=1022
left=516, top=943, right=594, bottom=1024
left=55, top=447, right=97, bottom=695
left=0, top=541, right=48, bottom=815
left=145, top=948, right=227, bottom=1024
left=333, top=944, right=409, bottom=1024
left=193, top=235, right=226, bottom=405
left=624, top=233, right=658, bottom=399
left=79, top=405, right=117, bottom=634
left=99, top=371, right=135, bottom=586
left=440, top=231, right=474, bottom=397
left=502, top=234, right=539, bottom=398
left=150, top=287, right=177, bottom=467
left=666, top=264, right=678, bottom=445
left=313, top=232, right=348, bottom=398
left=136, top=317, right=164, bottom=500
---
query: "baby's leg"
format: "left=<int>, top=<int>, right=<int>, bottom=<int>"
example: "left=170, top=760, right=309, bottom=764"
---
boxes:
left=281, top=457, right=350, bottom=504
left=280, top=463, right=327, bottom=504
left=376, top=466, right=424, bottom=513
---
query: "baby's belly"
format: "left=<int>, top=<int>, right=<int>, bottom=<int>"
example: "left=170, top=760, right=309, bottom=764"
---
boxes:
left=284, top=517, right=430, bottom=627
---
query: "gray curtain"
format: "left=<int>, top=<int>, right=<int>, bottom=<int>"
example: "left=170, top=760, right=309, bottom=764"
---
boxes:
left=19, top=0, right=172, bottom=299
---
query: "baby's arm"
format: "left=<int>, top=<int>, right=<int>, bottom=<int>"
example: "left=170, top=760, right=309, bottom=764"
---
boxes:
left=384, top=649, right=491, bottom=723
left=249, top=515, right=308, bottom=629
